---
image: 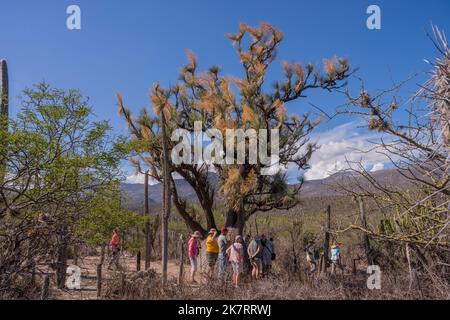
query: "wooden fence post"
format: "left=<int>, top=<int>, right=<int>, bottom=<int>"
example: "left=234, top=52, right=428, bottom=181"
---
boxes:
left=331, top=261, right=336, bottom=275
left=73, top=245, right=79, bottom=266
left=136, top=251, right=141, bottom=271
left=40, top=275, right=50, bottom=300
left=358, top=197, right=374, bottom=265
left=100, top=245, right=106, bottom=266
left=30, top=262, right=36, bottom=286
left=352, top=258, right=358, bottom=275
left=96, top=264, right=102, bottom=298
left=318, top=253, right=324, bottom=273
left=321, top=205, right=331, bottom=273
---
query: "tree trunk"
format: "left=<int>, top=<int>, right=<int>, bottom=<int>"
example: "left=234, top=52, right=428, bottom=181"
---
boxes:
left=56, top=248, right=68, bottom=289
left=0, top=59, right=8, bottom=185
left=225, top=209, right=238, bottom=229
left=171, top=180, right=206, bottom=235
left=144, top=170, right=151, bottom=270
left=56, top=227, right=69, bottom=289
left=225, top=205, right=246, bottom=235
left=161, top=109, right=171, bottom=286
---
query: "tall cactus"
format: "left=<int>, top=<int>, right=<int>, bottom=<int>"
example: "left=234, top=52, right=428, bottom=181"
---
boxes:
left=0, top=59, right=8, bottom=184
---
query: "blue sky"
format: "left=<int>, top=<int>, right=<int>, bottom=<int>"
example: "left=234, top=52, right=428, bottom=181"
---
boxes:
left=1, top=0, right=449, bottom=182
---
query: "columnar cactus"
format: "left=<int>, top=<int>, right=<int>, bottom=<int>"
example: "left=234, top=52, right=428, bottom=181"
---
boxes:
left=0, top=59, right=8, bottom=183
left=0, top=59, right=7, bottom=116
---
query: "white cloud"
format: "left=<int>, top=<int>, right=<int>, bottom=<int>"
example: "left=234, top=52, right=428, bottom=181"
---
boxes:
left=125, top=173, right=159, bottom=185
left=370, top=162, right=385, bottom=172
left=125, top=171, right=184, bottom=185
left=297, top=122, right=390, bottom=181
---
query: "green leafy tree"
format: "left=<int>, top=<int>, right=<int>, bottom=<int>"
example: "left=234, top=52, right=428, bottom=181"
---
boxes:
left=0, top=83, right=127, bottom=291
left=77, top=182, right=145, bottom=264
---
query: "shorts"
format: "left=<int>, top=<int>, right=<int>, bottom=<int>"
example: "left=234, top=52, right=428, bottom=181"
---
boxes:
left=250, top=257, right=262, bottom=269
left=189, top=257, right=198, bottom=272
left=231, top=262, right=243, bottom=274
left=206, top=252, right=218, bottom=267
left=251, top=256, right=261, bottom=262
left=218, top=253, right=228, bottom=275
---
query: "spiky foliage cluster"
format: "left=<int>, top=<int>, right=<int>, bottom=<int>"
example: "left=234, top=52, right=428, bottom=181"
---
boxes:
left=118, top=23, right=351, bottom=233
left=419, top=26, right=450, bottom=147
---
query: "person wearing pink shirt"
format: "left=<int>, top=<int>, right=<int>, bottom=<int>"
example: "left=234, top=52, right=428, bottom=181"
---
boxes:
left=188, top=231, right=202, bottom=283
left=226, top=235, right=244, bottom=288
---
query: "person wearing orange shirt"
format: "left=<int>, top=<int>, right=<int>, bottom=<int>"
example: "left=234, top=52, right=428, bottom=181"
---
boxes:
left=107, top=229, right=121, bottom=270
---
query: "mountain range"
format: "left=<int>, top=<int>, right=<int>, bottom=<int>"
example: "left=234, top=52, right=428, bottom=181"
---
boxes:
left=121, top=168, right=410, bottom=213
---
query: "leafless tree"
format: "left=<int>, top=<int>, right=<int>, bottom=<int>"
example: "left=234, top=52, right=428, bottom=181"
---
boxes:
left=330, top=26, right=449, bottom=292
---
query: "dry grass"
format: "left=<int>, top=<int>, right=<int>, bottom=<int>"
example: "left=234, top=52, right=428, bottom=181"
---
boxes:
left=102, top=270, right=449, bottom=300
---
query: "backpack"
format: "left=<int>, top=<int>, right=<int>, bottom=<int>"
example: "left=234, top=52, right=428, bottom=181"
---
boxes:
left=263, top=242, right=276, bottom=261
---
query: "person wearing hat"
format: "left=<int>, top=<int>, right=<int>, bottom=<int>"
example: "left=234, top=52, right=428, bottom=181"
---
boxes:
left=261, top=234, right=275, bottom=277
left=330, top=241, right=343, bottom=275
left=305, top=240, right=316, bottom=275
left=247, top=235, right=263, bottom=280
left=226, top=235, right=244, bottom=288
left=188, top=231, right=202, bottom=283
left=205, top=228, right=219, bottom=277
left=217, top=227, right=230, bottom=279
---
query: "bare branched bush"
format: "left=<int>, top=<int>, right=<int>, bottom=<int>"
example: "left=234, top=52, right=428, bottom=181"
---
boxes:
left=330, top=25, right=449, bottom=294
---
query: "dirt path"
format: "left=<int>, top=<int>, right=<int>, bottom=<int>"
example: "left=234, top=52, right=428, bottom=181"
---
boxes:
left=50, top=254, right=186, bottom=300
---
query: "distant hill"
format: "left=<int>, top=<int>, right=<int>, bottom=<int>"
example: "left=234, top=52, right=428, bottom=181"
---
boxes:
left=299, top=168, right=412, bottom=197
left=121, top=168, right=411, bottom=213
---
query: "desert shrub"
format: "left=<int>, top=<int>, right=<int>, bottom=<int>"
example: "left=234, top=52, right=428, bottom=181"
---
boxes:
left=104, top=269, right=178, bottom=299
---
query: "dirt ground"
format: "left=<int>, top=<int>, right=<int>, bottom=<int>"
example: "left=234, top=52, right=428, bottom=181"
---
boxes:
left=48, top=253, right=185, bottom=300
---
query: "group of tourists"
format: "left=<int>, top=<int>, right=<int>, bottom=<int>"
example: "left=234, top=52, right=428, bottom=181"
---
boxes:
left=106, top=228, right=343, bottom=284
left=188, top=227, right=276, bottom=288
